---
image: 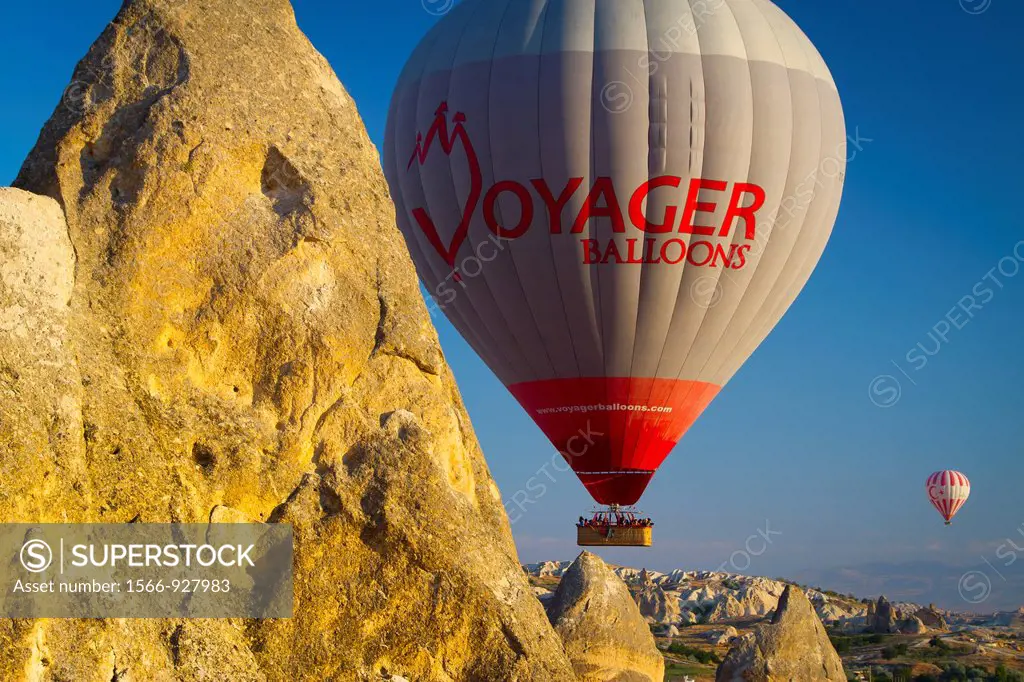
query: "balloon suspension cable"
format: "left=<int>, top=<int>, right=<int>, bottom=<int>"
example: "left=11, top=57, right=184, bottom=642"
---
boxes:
left=578, top=505, right=651, bottom=525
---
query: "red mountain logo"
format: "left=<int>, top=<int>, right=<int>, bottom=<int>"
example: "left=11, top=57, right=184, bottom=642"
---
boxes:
left=407, top=101, right=483, bottom=270
left=405, top=101, right=768, bottom=275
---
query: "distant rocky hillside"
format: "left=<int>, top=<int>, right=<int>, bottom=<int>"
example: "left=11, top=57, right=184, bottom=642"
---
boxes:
left=527, top=562, right=869, bottom=629
left=525, top=561, right=1018, bottom=631
left=526, top=562, right=1024, bottom=682
left=793, top=561, right=1024, bottom=613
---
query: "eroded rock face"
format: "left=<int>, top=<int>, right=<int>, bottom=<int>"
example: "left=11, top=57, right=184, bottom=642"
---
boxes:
left=990, top=609, right=1024, bottom=627
left=526, top=561, right=573, bottom=578
left=636, top=575, right=681, bottom=626
left=705, top=627, right=739, bottom=646
left=915, top=605, right=948, bottom=630
left=680, top=584, right=719, bottom=608
left=1, top=0, right=575, bottom=679
left=706, top=593, right=745, bottom=623
left=737, top=579, right=786, bottom=618
left=547, top=552, right=664, bottom=682
left=898, top=615, right=928, bottom=635
left=678, top=577, right=788, bottom=621
left=870, top=596, right=899, bottom=634
left=0, top=189, right=87, bottom=520
left=716, top=586, right=846, bottom=682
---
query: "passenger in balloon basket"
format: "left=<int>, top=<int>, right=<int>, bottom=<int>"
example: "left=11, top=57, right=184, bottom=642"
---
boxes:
left=577, top=507, right=653, bottom=535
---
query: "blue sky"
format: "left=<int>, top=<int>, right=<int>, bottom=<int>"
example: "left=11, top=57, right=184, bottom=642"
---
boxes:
left=3, top=1, right=1022, bottom=609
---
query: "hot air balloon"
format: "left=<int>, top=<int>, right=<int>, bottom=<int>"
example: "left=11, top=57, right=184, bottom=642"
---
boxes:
left=926, top=470, right=970, bottom=525
left=383, top=0, right=846, bottom=546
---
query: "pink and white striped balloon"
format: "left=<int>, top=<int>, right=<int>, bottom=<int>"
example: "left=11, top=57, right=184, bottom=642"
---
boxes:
left=926, top=470, right=970, bottom=525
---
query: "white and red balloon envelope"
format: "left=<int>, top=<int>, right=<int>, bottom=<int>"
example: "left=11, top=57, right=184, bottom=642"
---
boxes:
left=384, top=0, right=846, bottom=506
left=926, top=470, right=971, bottom=524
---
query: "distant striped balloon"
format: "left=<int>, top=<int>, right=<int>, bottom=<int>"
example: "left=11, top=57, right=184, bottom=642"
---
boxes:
left=926, top=470, right=970, bottom=525
left=384, top=0, right=846, bottom=506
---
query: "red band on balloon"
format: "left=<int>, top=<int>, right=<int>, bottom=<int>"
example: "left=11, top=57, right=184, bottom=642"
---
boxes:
left=508, top=377, right=720, bottom=505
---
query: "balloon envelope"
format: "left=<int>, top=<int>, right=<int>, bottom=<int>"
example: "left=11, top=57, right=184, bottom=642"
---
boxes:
left=926, top=470, right=970, bottom=524
left=384, top=0, right=846, bottom=505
